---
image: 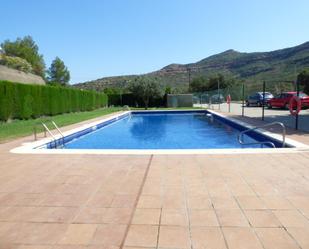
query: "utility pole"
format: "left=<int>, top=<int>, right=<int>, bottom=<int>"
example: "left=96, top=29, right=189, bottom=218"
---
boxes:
left=218, top=78, right=220, bottom=110
left=188, top=68, right=191, bottom=89
left=262, top=81, right=266, bottom=121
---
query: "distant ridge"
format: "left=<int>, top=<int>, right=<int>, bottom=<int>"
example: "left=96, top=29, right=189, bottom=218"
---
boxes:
left=74, top=42, right=309, bottom=91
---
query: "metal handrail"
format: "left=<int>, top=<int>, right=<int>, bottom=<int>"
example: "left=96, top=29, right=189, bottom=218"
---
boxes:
left=41, top=122, right=58, bottom=148
left=51, top=121, right=65, bottom=145
left=123, top=105, right=131, bottom=111
left=33, top=121, right=65, bottom=148
left=238, top=122, right=286, bottom=148
left=123, top=105, right=132, bottom=121
left=41, top=123, right=56, bottom=140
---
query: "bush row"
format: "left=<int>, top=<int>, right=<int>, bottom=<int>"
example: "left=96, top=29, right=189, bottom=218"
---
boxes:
left=108, top=93, right=166, bottom=108
left=0, top=81, right=108, bottom=121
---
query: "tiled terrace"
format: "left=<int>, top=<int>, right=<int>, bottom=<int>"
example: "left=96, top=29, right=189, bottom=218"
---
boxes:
left=0, top=113, right=309, bottom=249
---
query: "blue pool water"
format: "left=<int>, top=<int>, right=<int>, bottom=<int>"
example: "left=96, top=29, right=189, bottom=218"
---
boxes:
left=63, top=112, right=272, bottom=149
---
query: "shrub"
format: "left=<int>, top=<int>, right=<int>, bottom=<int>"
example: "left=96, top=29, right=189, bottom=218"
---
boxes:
left=0, top=81, right=108, bottom=121
left=0, top=55, right=33, bottom=73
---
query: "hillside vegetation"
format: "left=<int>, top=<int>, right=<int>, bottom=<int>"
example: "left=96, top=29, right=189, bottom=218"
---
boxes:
left=74, top=42, right=309, bottom=91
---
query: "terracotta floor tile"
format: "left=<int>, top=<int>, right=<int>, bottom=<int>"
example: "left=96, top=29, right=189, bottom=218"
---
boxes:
left=111, top=195, right=137, bottom=208
left=187, top=196, right=212, bottom=210
left=287, top=196, right=309, bottom=210
left=74, top=207, right=108, bottom=223
left=191, top=227, right=227, bottom=249
left=137, top=195, right=162, bottom=209
left=132, top=209, right=161, bottom=225
left=0, top=193, right=44, bottom=206
left=22, top=207, right=78, bottom=223
left=162, top=195, right=186, bottom=209
left=250, top=183, right=281, bottom=196
left=103, top=208, right=132, bottom=224
left=142, top=184, right=161, bottom=195
left=0, top=206, right=32, bottom=222
left=158, top=226, right=190, bottom=249
left=217, top=209, right=249, bottom=227
left=208, top=185, right=232, bottom=197
left=161, top=208, right=188, bottom=226
left=0, top=222, right=19, bottom=244
left=236, top=196, right=267, bottom=210
left=228, top=184, right=256, bottom=196
left=186, top=184, right=208, bottom=197
left=17, top=246, right=53, bottom=249
left=59, top=224, right=97, bottom=245
left=189, top=209, right=219, bottom=227
left=15, top=223, right=68, bottom=244
left=40, top=193, right=90, bottom=207
left=123, top=247, right=153, bottom=249
left=211, top=197, right=239, bottom=210
left=245, top=210, right=281, bottom=227
left=255, top=228, right=299, bottom=249
left=287, top=227, right=309, bottom=249
left=164, top=186, right=184, bottom=196
left=301, top=209, right=309, bottom=219
left=91, top=224, right=127, bottom=246
left=124, top=225, right=158, bottom=247
left=86, top=193, right=114, bottom=208
left=53, top=246, right=115, bottom=249
left=222, top=227, right=264, bottom=249
left=273, top=210, right=309, bottom=227
left=261, top=196, right=295, bottom=210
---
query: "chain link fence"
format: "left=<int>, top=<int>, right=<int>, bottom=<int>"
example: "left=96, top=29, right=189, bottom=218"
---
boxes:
left=193, top=81, right=309, bottom=132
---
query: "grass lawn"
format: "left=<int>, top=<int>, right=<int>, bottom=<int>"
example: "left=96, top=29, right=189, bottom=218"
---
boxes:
left=0, top=107, right=122, bottom=143
left=0, top=106, right=204, bottom=143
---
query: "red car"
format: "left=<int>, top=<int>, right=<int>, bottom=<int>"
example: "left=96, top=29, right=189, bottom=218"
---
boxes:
left=267, top=91, right=309, bottom=109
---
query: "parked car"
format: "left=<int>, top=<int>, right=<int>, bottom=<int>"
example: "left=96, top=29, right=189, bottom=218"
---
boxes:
left=246, top=92, right=274, bottom=107
left=210, top=94, right=224, bottom=104
left=266, top=92, right=309, bottom=109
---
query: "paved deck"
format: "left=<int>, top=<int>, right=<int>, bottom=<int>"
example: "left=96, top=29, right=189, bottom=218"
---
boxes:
left=0, top=112, right=309, bottom=249
left=196, top=102, right=309, bottom=132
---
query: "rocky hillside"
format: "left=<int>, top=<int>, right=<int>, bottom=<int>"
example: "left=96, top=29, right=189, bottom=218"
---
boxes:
left=74, top=41, right=309, bottom=91
left=0, top=65, right=45, bottom=85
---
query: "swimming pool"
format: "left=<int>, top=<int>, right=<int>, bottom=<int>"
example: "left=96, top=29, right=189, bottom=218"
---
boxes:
left=12, top=109, right=308, bottom=154
left=51, top=110, right=284, bottom=150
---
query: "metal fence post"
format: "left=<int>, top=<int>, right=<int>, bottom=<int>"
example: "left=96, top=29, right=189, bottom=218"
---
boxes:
left=242, top=83, right=245, bottom=117
left=295, top=80, right=299, bottom=130
left=262, top=81, right=266, bottom=121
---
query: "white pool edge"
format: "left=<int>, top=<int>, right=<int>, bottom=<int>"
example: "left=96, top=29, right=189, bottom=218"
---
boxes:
left=10, top=109, right=309, bottom=155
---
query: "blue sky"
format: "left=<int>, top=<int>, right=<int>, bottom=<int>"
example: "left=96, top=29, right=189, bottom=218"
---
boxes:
left=1, top=0, right=308, bottom=84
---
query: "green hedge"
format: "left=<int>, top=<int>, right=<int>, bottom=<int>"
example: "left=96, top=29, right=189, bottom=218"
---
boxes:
left=0, top=81, right=108, bottom=121
left=108, top=93, right=165, bottom=108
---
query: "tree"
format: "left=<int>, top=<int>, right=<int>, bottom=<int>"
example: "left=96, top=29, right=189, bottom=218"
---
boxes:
left=297, top=69, right=309, bottom=94
left=103, top=87, right=125, bottom=95
left=189, top=76, right=208, bottom=92
left=47, top=57, right=70, bottom=86
left=207, top=74, right=233, bottom=91
left=128, top=76, right=162, bottom=109
left=189, top=74, right=235, bottom=93
left=163, top=86, right=172, bottom=107
left=1, top=36, right=45, bottom=77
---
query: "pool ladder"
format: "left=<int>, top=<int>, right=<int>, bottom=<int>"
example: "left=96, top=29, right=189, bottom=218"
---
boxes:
left=34, top=120, right=65, bottom=148
left=238, top=122, right=286, bottom=148
left=123, top=105, right=132, bottom=121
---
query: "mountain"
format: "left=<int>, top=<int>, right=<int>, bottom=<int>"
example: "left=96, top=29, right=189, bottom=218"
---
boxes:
left=74, top=42, right=309, bottom=91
